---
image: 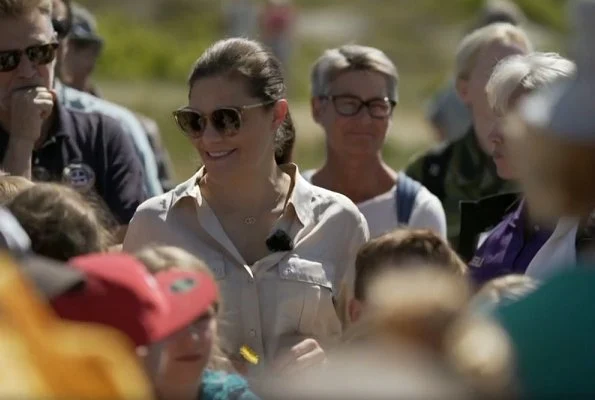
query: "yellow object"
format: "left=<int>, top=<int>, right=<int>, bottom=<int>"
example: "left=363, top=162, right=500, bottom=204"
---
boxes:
left=0, top=252, right=154, bottom=399
left=239, top=345, right=259, bottom=365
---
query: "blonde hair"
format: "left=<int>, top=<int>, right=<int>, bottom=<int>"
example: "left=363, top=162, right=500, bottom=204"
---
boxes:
left=134, top=246, right=232, bottom=372
left=486, top=53, right=575, bottom=115
left=469, top=274, right=540, bottom=319
left=455, top=22, right=532, bottom=80
left=0, top=175, right=34, bottom=205
left=474, top=274, right=539, bottom=305
left=310, top=44, right=399, bottom=101
left=444, top=315, right=517, bottom=398
left=0, top=0, right=52, bottom=17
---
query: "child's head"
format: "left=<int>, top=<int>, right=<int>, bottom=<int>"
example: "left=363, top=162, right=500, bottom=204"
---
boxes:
left=51, top=252, right=219, bottom=398
left=0, top=175, right=34, bottom=205
left=6, top=183, right=112, bottom=261
left=134, top=246, right=224, bottom=394
left=470, top=274, right=540, bottom=315
left=350, top=267, right=516, bottom=398
left=350, top=229, right=467, bottom=323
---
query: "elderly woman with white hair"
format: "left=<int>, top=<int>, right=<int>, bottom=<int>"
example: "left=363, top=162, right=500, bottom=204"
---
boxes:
left=461, top=51, right=589, bottom=285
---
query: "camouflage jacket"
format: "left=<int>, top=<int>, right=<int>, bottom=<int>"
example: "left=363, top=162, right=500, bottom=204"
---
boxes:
left=405, top=128, right=516, bottom=247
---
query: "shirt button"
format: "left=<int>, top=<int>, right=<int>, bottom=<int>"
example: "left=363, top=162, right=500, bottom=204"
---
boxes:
left=249, top=329, right=256, bottom=338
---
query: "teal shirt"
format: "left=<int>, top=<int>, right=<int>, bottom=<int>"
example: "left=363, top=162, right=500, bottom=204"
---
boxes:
left=199, top=370, right=260, bottom=400
left=56, top=81, right=163, bottom=197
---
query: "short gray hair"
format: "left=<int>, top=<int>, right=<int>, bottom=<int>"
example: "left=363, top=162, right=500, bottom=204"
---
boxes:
left=486, top=52, right=576, bottom=115
left=310, top=44, right=399, bottom=102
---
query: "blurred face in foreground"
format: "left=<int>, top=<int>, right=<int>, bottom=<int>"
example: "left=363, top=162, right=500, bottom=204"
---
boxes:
left=506, top=115, right=595, bottom=220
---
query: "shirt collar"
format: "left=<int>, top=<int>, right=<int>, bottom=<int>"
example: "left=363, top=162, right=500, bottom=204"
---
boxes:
left=282, top=163, right=314, bottom=227
left=507, top=199, right=526, bottom=229
left=51, top=102, right=72, bottom=139
left=169, top=163, right=315, bottom=227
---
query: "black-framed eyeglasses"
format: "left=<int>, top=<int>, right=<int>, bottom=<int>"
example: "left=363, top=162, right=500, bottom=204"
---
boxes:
left=0, top=42, right=60, bottom=73
left=320, top=94, right=396, bottom=119
left=172, top=100, right=277, bottom=138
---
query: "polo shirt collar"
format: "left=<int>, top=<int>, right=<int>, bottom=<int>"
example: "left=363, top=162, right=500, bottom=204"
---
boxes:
left=50, top=102, right=72, bottom=139
left=170, top=163, right=315, bottom=227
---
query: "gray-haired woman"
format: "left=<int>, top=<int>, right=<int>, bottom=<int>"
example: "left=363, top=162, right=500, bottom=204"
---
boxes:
left=303, top=44, right=446, bottom=240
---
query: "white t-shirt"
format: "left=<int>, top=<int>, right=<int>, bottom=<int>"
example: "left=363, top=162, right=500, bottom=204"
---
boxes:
left=302, top=170, right=447, bottom=239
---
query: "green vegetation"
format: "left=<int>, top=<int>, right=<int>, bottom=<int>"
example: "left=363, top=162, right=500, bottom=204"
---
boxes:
left=79, top=0, right=569, bottom=181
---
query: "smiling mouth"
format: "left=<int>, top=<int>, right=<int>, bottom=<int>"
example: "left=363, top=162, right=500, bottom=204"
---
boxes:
left=205, top=149, right=236, bottom=159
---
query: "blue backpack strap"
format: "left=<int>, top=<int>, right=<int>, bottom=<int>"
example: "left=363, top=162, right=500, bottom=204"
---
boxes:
left=395, top=172, right=423, bottom=225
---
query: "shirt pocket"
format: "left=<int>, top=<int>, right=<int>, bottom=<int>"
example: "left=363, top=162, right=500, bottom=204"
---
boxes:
left=275, top=257, right=341, bottom=344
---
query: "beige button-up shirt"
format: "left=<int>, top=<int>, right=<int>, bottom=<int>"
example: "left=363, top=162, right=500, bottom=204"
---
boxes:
left=123, top=164, right=369, bottom=370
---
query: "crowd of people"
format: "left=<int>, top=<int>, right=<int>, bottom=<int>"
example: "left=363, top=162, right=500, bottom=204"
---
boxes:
left=0, top=0, right=594, bottom=398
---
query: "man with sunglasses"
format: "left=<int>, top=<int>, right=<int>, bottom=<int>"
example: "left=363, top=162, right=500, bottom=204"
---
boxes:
left=50, top=0, right=163, bottom=197
left=0, top=0, right=145, bottom=235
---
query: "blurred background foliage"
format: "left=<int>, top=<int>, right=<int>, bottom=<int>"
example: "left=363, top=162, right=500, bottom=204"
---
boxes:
left=76, top=0, right=570, bottom=180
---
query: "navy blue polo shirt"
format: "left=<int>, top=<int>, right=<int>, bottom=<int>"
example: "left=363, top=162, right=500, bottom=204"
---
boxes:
left=0, top=104, right=146, bottom=224
left=469, top=200, right=553, bottom=286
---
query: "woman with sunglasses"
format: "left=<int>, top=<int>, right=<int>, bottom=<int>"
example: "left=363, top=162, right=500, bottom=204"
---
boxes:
left=303, top=45, right=446, bottom=240
left=123, top=38, right=369, bottom=377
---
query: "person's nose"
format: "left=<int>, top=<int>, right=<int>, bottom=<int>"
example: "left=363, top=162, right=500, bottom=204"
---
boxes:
left=199, top=119, right=224, bottom=144
left=488, top=119, right=504, bottom=145
left=352, top=105, right=376, bottom=125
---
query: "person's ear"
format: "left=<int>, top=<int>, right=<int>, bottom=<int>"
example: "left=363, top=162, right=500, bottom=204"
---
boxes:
left=272, top=99, right=288, bottom=130
left=455, top=77, right=471, bottom=105
left=348, top=298, right=364, bottom=324
left=311, top=96, right=326, bottom=125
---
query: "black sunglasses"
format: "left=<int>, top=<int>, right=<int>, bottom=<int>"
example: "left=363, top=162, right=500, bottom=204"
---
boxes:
left=320, top=94, right=396, bottom=119
left=0, top=43, right=59, bottom=73
left=172, top=101, right=276, bottom=138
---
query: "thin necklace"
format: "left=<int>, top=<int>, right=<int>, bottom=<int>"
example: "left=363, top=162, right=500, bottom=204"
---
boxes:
left=243, top=188, right=286, bottom=225
left=243, top=216, right=257, bottom=225
left=200, top=174, right=288, bottom=225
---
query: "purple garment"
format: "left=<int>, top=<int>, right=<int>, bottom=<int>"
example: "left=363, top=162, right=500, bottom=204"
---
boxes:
left=469, top=201, right=553, bottom=286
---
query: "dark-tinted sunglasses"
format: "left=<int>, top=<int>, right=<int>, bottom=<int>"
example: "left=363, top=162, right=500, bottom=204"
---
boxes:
left=172, top=100, right=276, bottom=138
left=0, top=43, right=59, bottom=73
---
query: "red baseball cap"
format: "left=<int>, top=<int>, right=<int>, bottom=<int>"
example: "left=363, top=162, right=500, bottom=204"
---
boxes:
left=51, top=253, right=218, bottom=347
